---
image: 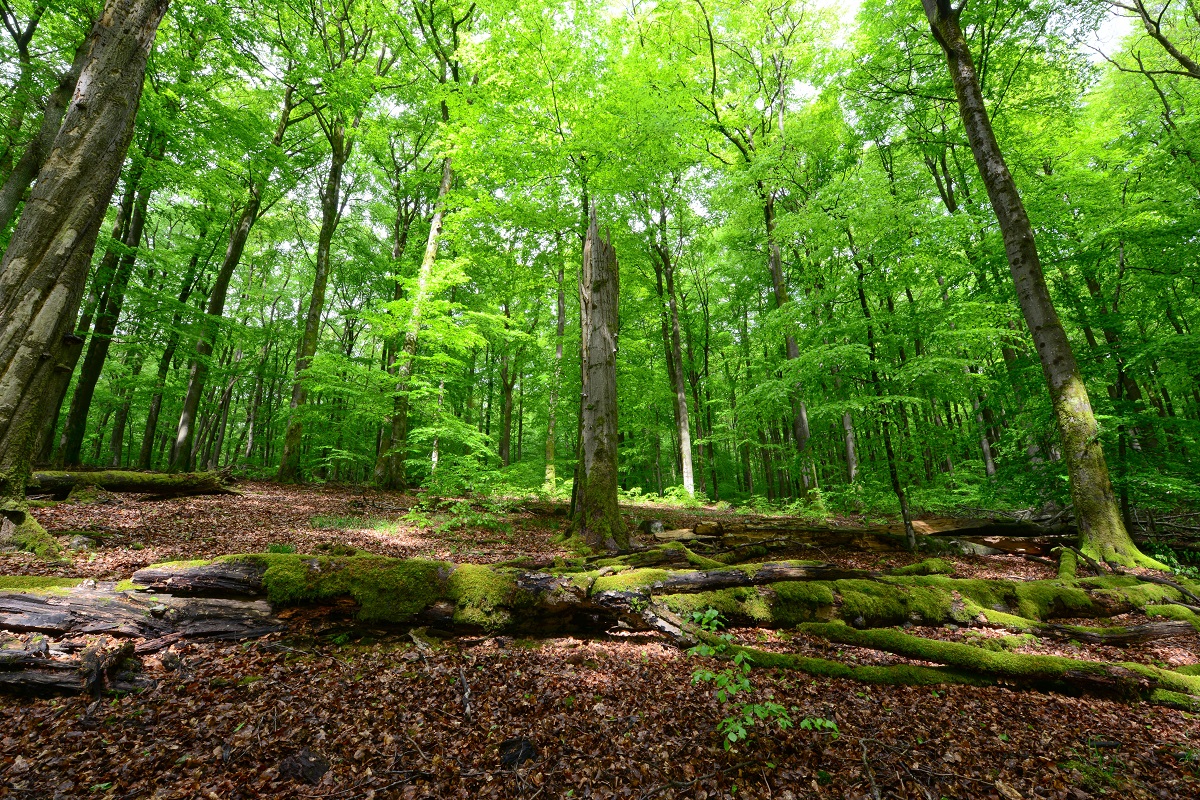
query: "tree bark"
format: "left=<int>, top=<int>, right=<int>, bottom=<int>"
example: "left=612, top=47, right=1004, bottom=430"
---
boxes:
left=651, top=211, right=694, bottom=496
left=572, top=209, right=627, bottom=552
left=922, top=0, right=1150, bottom=565
left=0, top=0, right=169, bottom=515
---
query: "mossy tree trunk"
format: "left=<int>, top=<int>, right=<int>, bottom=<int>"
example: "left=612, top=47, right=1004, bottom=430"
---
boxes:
left=572, top=208, right=628, bottom=552
left=921, top=0, right=1155, bottom=567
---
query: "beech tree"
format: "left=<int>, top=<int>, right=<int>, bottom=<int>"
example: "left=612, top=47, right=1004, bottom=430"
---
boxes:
left=0, top=0, right=168, bottom=525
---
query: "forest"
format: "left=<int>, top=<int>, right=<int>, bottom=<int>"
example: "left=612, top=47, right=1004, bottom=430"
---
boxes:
left=2, top=0, right=1200, bottom=797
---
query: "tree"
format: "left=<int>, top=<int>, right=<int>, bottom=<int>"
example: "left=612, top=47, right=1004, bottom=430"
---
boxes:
left=0, top=0, right=168, bottom=525
left=921, top=0, right=1159, bottom=566
left=570, top=209, right=628, bottom=552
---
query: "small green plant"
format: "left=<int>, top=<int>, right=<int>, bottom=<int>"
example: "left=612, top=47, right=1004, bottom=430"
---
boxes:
left=688, top=609, right=796, bottom=749
left=266, top=543, right=296, bottom=554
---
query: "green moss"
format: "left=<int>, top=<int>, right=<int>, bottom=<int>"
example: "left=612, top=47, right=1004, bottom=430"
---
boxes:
left=25, top=499, right=58, bottom=509
left=1057, top=549, right=1078, bottom=580
left=222, top=554, right=451, bottom=624
left=114, top=579, right=138, bottom=592
left=662, top=587, right=773, bottom=624
left=146, top=559, right=211, bottom=570
left=961, top=631, right=1039, bottom=652
left=891, top=558, right=956, bottom=576
left=447, top=563, right=516, bottom=629
left=0, top=575, right=81, bottom=593
left=1174, top=664, right=1200, bottom=676
left=770, top=581, right=837, bottom=626
left=1144, top=604, right=1200, bottom=630
left=835, top=579, right=957, bottom=626
left=1013, top=582, right=1094, bottom=620
left=592, top=568, right=670, bottom=593
left=802, top=622, right=1200, bottom=702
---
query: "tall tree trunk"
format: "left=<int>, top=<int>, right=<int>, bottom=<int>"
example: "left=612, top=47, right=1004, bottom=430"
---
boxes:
left=571, top=209, right=627, bottom=552
left=544, top=248, right=566, bottom=488
left=762, top=192, right=813, bottom=492
left=651, top=223, right=693, bottom=496
left=923, top=0, right=1150, bottom=566
left=59, top=147, right=157, bottom=466
left=853, top=244, right=916, bottom=550
left=0, top=0, right=168, bottom=517
left=139, top=225, right=207, bottom=468
left=374, top=156, right=453, bottom=489
left=172, top=93, right=293, bottom=472
left=278, top=121, right=351, bottom=483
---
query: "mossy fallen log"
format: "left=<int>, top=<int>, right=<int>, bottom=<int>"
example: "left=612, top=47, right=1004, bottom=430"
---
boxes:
left=798, top=622, right=1200, bottom=708
left=4, top=547, right=1197, bottom=701
left=127, top=553, right=1198, bottom=641
left=27, top=470, right=237, bottom=500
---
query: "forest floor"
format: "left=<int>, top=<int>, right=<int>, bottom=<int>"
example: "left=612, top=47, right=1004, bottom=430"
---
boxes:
left=2, top=482, right=1199, bottom=799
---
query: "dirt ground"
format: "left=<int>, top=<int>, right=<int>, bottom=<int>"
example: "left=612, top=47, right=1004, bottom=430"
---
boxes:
left=2, top=482, right=1198, bottom=799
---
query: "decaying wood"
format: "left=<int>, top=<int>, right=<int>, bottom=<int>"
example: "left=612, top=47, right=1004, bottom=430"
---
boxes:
left=1033, top=620, right=1196, bottom=646
left=0, top=639, right=135, bottom=697
left=28, top=470, right=237, bottom=499
left=0, top=587, right=281, bottom=641
left=648, top=562, right=874, bottom=594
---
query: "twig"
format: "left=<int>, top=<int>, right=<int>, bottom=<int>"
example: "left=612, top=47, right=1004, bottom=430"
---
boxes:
left=637, top=760, right=756, bottom=799
left=458, top=663, right=473, bottom=719
left=861, top=740, right=881, bottom=800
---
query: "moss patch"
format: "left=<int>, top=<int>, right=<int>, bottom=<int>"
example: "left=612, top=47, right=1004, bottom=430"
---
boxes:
left=222, top=554, right=451, bottom=625
left=891, top=558, right=956, bottom=576
left=802, top=622, right=1200, bottom=702
left=1, top=512, right=61, bottom=559
left=0, top=575, right=81, bottom=593
left=447, top=563, right=517, bottom=629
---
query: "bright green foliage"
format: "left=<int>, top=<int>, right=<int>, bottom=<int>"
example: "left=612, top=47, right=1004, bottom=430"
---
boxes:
left=5, top=0, right=1195, bottom=559
left=0, top=576, right=81, bottom=593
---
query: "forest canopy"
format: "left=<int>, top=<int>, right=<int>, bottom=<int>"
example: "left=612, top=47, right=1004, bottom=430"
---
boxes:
left=1, top=0, right=1197, bottom=533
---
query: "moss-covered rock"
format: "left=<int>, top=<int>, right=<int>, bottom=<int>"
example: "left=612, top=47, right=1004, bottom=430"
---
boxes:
left=0, top=511, right=61, bottom=559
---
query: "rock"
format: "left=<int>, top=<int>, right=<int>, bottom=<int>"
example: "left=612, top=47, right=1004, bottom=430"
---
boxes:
left=637, top=520, right=665, bottom=536
left=65, top=535, right=95, bottom=551
left=499, top=737, right=537, bottom=767
left=654, top=529, right=699, bottom=542
left=279, top=748, right=329, bottom=785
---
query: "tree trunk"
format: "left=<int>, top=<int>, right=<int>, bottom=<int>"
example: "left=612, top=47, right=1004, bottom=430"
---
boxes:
left=922, top=0, right=1150, bottom=566
left=59, top=144, right=158, bottom=466
left=0, top=0, right=169, bottom=520
left=278, top=121, right=351, bottom=483
left=173, top=93, right=293, bottom=472
left=572, top=209, right=627, bottom=552
left=652, top=220, right=694, bottom=496
left=374, top=156, right=453, bottom=489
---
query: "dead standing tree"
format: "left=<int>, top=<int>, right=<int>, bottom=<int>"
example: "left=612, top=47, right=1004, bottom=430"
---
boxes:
left=570, top=209, right=629, bottom=552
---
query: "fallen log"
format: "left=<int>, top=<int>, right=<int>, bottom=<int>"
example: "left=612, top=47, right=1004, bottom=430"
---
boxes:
left=27, top=470, right=237, bottom=500
left=4, top=549, right=1199, bottom=701
left=1032, top=620, right=1196, bottom=646
left=0, top=586, right=282, bottom=641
